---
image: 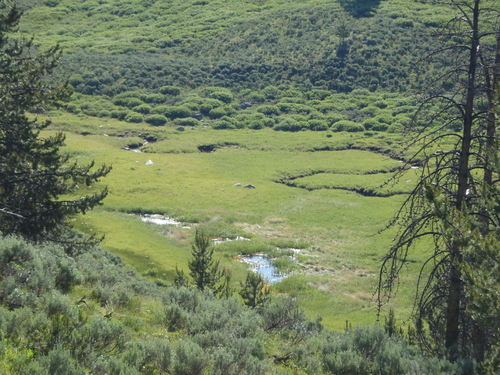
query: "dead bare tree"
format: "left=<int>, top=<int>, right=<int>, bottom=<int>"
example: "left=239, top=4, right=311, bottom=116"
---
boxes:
left=377, top=0, right=498, bottom=364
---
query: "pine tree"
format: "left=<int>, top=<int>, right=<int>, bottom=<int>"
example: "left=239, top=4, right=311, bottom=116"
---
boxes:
left=0, top=1, right=110, bottom=240
left=240, top=272, right=270, bottom=309
left=377, top=0, right=498, bottom=363
left=188, top=229, right=222, bottom=292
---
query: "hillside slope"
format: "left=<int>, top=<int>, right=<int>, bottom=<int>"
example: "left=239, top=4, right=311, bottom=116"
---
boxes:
left=19, top=0, right=451, bottom=94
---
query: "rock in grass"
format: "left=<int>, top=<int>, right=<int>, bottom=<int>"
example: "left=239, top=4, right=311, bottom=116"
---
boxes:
left=145, top=160, right=154, bottom=165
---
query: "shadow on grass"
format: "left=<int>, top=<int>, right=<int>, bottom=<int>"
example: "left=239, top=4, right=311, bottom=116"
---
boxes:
left=340, top=0, right=382, bottom=17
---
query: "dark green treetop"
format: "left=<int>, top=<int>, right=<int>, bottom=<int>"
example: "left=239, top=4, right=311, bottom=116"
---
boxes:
left=188, top=228, right=223, bottom=292
left=0, top=1, right=110, bottom=240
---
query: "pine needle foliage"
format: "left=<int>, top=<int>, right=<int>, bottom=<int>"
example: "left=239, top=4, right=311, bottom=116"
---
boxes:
left=0, top=1, right=110, bottom=240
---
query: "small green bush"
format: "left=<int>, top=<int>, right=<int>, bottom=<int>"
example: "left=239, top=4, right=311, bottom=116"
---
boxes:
left=331, top=120, right=364, bottom=132
left=155, top=106, right=192, bottom=119
left=141, top=93, right=166, bottom=104
left=208, top=106, right=235, bottom=119
left=124, top=113, right=143, bottom=123
left=203, top=87, right=234, bottom=103
left=307, top=119, right=329, bottom=131
left=274, top=117, right=306, bottom=132
left=113, top=97, right=143, bottom=108
left=132, top=104, right=152, bottom=114
left=172, top=341, right=208, bottom=375
left=145, top=114, right=167, bottom=126
left=96, top=110, right=110, bottom=118
left=173, top=118, right=199, bottom=126
left=65, top=103, right=80, bottom=114
left=256, top=105, right=280, bottom=116
left=110, top=109, right=128, bottom=120
left=198, top=99, right=222, bottom=114
left=159, top=86, right=181, bottom=96
left=325, top=113, right=347, bottom=126
left=213, top=118, right=237, bottom=129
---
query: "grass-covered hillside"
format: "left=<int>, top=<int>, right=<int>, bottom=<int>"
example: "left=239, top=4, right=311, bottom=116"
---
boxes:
left=19, top=0, right=451, bottom=93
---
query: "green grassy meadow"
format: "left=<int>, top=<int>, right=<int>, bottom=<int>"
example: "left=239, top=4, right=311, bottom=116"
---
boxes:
left=18, top=0, right=470, bottom=331
left=43, top=111, right=427, bottom=329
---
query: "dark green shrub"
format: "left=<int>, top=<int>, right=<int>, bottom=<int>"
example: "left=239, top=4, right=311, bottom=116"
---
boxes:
left=159, top=85, right=181, bottom=96
left=259, top=296, right=305, bottom=331
left=203, top=87, right=234, bottom=103
left=325, top=113, right=347, bottom=125
left=199, top=98, right=224, bottom=114
left=332, top=120, right=364, bottom=132
left=123, top=339, right=171, bottom=373
left=132, top=104, right=152, bottom=114
left=240, top=273, right=269, bottom=309
left=173, top=117, right=199, bottom=126
left=371, top=123, right=389, bottom=131
left=256, top=105, right=280, bottom=116
left=97, top=110, right=111, bottom=118
left=208, top=106, right=235, bottom=119
left=114, top=90, right=145, bottom=99
left=307, top=89, right=331, bottom=100
left=362, top=118, right=382, bottom=130
left=315, top=102, right=338, bottom=113
left=373, top=113, right=393, bottom=124
left=113, top=97, right=143, bottom=108
left=151, top=105, right=170, bottom=115
left=324, top=349, right=368, bottom=375
left=163, top=106, right=193, bottom=119
left=261, top=86, right=280, bottom=100
left=141, top=93, right=166, bottom=104
left=110, top=109, right=128, bottom=120
left=124, top=113, right=143, bottom=123
left=277, top=102, right=312, bottom=114
left=38, top=348, right=83, bottom=375
left=73, top=317, right=127, bottom=358
left=307, top=119, right=329, bottom=131
left=172, top=341, right=208, bottom=375
left=55, top=259, right=80, bottom=293
left=65, top=103, right=80, bottom=113
left=247, top=91, right=265, bottom=103
left=213, top=118, right=237, bottom=129
left=145, top=114, right=167, bottom=126
left=165, top=304, right=188, bottom=331
left=360, top=105, right=379, bottom=117
left=373, top=100, right=388, bottom=109
left=274, top=117, right=306, bottom=132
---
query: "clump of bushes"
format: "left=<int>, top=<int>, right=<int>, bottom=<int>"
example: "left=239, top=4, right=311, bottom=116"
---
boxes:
left=125, top=112, right=143, bottom=123
left=307, top=119, right=329, bottom=131
left=202, top=87, right=234, bottom=103
left=208, top=105, right=236, bottom=119
left=173, top=118, right=200, bottom=126
left=274, top=117, right=306, bottom=132
left=159, top=85, right=181, bottom=96
left=133, top=104, right=152, bottom=114
left=145, top=114, right=167, bottom=126
left=331, top=120, right=364, bottom=132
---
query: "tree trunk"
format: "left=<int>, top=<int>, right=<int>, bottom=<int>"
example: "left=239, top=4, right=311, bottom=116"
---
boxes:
left=445, top=0, right=481, bottom=358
